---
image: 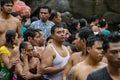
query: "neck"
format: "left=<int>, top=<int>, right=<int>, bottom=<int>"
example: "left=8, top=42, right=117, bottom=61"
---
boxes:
left=5, top=43, right=13, bottom=49
left=107, top=65, right=120, bottom=76
left=1, top=12, right=11, bottom=19
left=52, top=40, right=63, bottom=48
left=85, top=55, right=99, bottom=66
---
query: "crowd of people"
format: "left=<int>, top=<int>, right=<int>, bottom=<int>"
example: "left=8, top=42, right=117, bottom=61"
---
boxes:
left=0, top=0, right=120, bottom=80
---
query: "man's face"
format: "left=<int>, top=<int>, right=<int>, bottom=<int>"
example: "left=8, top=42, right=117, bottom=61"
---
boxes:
left=39, top=31, right=45, bottom=46
left=88, top=41, right=104, bottom=62
left=31, top=32, right=40, bottom=46
left=73, top=33, right=83, bottom=51
left=105, top=42, right=120, bottom=68
left=2, top=3, right=13, bottom=14
left=39, top=8, right=50, bottom=22
left=52, top=27, right=65, bottom=42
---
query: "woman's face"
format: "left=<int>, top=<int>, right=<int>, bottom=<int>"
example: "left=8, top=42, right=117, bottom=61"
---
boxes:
left=25, top=44, right=34, bottom=57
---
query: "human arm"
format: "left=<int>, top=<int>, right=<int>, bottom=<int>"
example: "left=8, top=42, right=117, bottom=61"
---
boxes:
left=0, top=53, right=17, bottom=70
left=63, top=55, right=74, bottom=80
left=66, top=67, right=76, bottom=80
left=41, top=46, right=64, bottom=74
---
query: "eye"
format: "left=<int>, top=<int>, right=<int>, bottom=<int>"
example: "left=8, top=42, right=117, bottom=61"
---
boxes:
left=110, top=50, right=118, bottom=54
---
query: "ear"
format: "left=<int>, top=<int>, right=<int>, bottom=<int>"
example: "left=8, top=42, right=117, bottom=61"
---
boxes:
left=87, top=47, right=91, bottom=53
left=28, top=36, right=32, bottom=42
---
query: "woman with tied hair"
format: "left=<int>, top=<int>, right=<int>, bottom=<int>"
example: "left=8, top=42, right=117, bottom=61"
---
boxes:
left=15, top=41, right=41, bottom=80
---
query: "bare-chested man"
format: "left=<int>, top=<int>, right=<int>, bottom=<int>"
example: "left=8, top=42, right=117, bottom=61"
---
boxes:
left=67, top=35, right=107, bottom=80
left=41, top=24, right=70, bottom=80
left=63, top=27, right=94, bottom=80
left=0, top=0, right=21, bottom=47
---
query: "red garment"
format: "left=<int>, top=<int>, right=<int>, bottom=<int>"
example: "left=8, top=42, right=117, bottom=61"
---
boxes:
left=14, top=3, right=31, bottom=17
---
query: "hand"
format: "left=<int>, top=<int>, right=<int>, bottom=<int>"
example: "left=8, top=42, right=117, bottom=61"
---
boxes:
left=21, top=49, right=28, bottom=61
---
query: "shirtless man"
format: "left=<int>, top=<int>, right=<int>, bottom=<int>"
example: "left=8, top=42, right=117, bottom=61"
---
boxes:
left=63, top=27, right=94, bottom=80
left=41, top=24, right=70, bottom=80
left=0, top=0, right=21, bottom=47
left=87, top=32, right=120, bottom=80
left=67, top=35, right=107, bottom=80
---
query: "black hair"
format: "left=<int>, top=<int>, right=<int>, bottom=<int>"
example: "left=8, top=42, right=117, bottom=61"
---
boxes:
left=67, top=35, right=76, bottom=44
left=49, top=11, right=58, bottom=20
left=11, top=12, right=20, bottom=17
left=116, top=24, right=120, bottom=31
left=71, top=19, right=80, bottom=31
left=39, top=5, right=51, bottom=13
left=24, top=28, right=38, bottom=41
left=79, top=18, right=87, bottom=28
left=90, top=15, right=99, bottom=22
left=79, top=26, right=94, bottom=40
left=86, top=35, right=103, bottom=47
left=51, top=24, right=63, bottom=35
left=0, top=0, right=14, bottom=7
left=103, top=32, right=120, bottom=52
left=31, top=16, right=39, bottom=23
left=99, top=19, right=107, bottom=28
left=19, top=41, right=30, bottom=53
left=46, top=36, right=52, bottom=42
left=5, top=30, right=16, bottom=44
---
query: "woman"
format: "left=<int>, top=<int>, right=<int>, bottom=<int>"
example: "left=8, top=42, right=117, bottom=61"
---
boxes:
left=15, top=41, right=41, bottom=80
left=0, top=30, right=19, bottom=80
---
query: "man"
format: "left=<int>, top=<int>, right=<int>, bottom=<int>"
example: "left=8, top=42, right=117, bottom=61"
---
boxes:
left=0, top=0, right=21, bottom=47
left=63, top=27, right=94, bottom=80
left=87, top=32, right=120, bottom=80
left=67, top=35, right=107, bottom=80
left=41, top=24, right=70, bottom=80
left=30, top=5, right=54, bottom=40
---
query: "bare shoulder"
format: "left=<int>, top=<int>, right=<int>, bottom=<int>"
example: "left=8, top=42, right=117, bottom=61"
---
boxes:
left=42, top=45, right=55, bottom=56
left=99, top=62, right=107, bottom=68
left=11, top=16, right=20, bottom=22
left=71, top=52, right=82, bottom=59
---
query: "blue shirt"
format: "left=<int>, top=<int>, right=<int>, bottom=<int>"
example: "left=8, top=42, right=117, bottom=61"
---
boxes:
left=30, top=19, right=54, bottom=40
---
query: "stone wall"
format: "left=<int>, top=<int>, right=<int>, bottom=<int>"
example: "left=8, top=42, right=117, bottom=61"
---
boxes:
left=22, top=0, right=120, bottom=28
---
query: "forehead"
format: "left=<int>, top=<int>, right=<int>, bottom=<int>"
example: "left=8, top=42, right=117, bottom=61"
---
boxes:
left=26, top=44, right=33, bottom=49
left=55, top=27, right=64, bottom=32
left=109, top=42, right=120, bottom=50
left=92, top=41, right=103, bottom=47
left=3, top=3, right=13, bottom=6
left=40, top=8, right=49, bottom=12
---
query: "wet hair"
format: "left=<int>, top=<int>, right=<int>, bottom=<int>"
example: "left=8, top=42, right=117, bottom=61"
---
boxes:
left=24, top=28, right=38, bottom=41
left=86, top=35, right=103, bottom=47
left=103, top=32, right=120, bottom=52
left=19, top=41, right=30, bottom=53
left=11, top=12, right=20, bottom=17
left=39, top=5, right=51, bottom=13
left=79, top=26, right=94, bottom=40
left=46, top=36, right=52, bottom=42
left=49, top=11, right=58, bottom=20
left=51, top=24, right=63, bottom=34
left=0, top=0, right=14, bottom=7
left=71, top=19, right=80, bottom=31
left=99, top=19, right=107, bottom=28
left=90, top=15, right=99, bottom=22
left=31, top=16, right=39, bottom=23
left=67, top=35, right=76, bottom=44
left=5, top=30, right=16, bottom=43
left=79, top=18, right=87, bottom=28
